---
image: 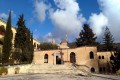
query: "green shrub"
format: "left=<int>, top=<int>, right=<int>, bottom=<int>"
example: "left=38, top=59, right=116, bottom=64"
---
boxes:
left=0, top=67, right=8, bottom=75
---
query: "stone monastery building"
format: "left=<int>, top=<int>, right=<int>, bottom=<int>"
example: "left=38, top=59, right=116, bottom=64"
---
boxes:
left=33, top=39, right=113, bottom=73
left=0, top=18, right=113, bottom=74
left=0, top=18, right=40, bottom=53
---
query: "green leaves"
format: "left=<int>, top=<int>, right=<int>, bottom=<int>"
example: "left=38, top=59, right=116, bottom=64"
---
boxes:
left=2, top=11, right=13, bottom=63
left=14, top=14, right=34, bottom=63
left=39, top=42, right=58, bottom=50
left=103, top=27, right=114, bottom=51
left=76, top=24, right=97, bottom=47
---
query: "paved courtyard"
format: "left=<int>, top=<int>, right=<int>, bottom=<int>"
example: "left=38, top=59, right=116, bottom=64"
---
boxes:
left=0, top=73, right=120, bottom=80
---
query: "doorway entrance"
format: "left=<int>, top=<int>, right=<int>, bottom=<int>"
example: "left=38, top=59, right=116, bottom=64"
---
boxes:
left=56, top=56, right=61, bottom=64
left=70, top=52, right=76, bottom=63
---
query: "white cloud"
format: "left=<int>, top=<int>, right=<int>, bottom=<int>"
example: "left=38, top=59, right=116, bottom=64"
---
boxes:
left=0, top=13, right=8, bottom=19
left=89, top=13, right=108, bottom=36
left=11, top=11, right=16, bottom=18
left=0, top=11, right=16, bottom=19
left=36, top=32, right=54, bottom=42
left=34, top=0, right=50, bottom=22
left=50, top=0, right=86, bottom=40
left=34, top=0, right=120, bottom=42
left=88, top=0, right=120, bottom=42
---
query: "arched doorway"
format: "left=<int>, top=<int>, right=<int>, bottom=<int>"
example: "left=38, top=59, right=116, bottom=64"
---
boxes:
left=91, top=67, right=95, bottom=73
left=70, top=52, right=76, bottom=63
left=56, top=56, right=61, bottom=64
left=44, top=54, right=48, bottom=63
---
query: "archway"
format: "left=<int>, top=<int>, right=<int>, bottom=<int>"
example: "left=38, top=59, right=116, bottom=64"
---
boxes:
left=91, top=67, right=95, bottom=73
left=44, top=54, right=48, bottom=63
left=56, top=56, right=61, bottom=64
left=70, top=52, right=76, bottom=63
left=90, top=51, right=94, bottom=59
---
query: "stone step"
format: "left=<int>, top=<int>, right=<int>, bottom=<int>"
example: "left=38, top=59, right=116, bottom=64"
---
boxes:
left=28, top=64, right=90, bottom=76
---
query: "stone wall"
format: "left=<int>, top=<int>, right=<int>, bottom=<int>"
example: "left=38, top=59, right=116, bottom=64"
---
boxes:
left=6, top=64, right=32, bottom=75
left=33, top=46, right=99, bottom=73
left=97, top=52, right=114, bottom=73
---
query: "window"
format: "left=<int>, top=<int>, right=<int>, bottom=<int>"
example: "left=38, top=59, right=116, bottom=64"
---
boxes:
left=34, top=43, right=36, bottom=48
left=91, top=67, right=95, bottom=73
left=44, top=54, right=48, bottom=63
left=37, top=44, right=39, bottom=49
left=102, top=56, right=104, bottom=59
left=0, top=25, right=5, bottom=35
left=99, top=56, right=101, bottom=59
left=90, top=51, right=94, bottom=59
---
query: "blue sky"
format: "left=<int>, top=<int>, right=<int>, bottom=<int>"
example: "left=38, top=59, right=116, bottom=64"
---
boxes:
left=0, top=0, right=120, bottom=43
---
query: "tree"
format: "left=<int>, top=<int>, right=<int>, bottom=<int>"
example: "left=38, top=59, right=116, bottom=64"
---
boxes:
left=76, top=24, right=97, bottom=47
left=28, top=33, right=34, bottom=63
left=2, top=11, right=13, bottom=63
left=14, top=14, right=34, bottom=63
left=39, top=42, right=58, bottom=50
left=110, top=47, right=120, bottom=73
left=103, top=27, right=114, bottom=51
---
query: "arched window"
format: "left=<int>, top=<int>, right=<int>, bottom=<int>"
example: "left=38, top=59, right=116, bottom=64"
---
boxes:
left=91, top=67, right=95, bottom=73
left=37, top=44, right=39, bottom=49
left=90, top=51, right=94, bottom=59
left=70, top=52, right=76, bottom=63
left=102, top=56, right=104, bottom=59
left=99, top=56, right=101, bottom=59
left=0, top=25, right=5, bottom=35
left=44, top=54, right=48, bottom=63
left=34, top=43, right=36, bottom=48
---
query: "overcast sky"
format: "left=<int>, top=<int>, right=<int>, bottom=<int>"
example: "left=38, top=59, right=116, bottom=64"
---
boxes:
left=0, top=0, right=120, bottom=43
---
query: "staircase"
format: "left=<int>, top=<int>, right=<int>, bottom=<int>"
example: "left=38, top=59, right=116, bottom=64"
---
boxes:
left=28, top=64, right=91, bottom=76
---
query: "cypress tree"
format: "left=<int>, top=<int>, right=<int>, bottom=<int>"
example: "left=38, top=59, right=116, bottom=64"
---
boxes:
left=29, top=33, right=34, bottom=63
left=76, top=24, right=97, bottom=47
left=2, top=11, right=13, bottom=63
left=14, top=14, right=28, bottom=62
left=14, top=14, right=34, bottom=63
left=103, top=27, right=114, bottom=51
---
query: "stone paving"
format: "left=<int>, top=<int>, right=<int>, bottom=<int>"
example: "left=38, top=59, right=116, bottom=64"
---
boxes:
left=0, top=73, right=120, bottom=80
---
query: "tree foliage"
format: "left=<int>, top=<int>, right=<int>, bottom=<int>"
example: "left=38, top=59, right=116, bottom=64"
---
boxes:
left=76, top=24, right=97, bottom=47
left=110, top=47, right=120, bottom=73
left=2, top=11, right=13, bottom=63
left=103, top=27, right=114, bottom=51
left=14, top=14, right=34, bottom=63
left=39, top=42, right=58, bottom=50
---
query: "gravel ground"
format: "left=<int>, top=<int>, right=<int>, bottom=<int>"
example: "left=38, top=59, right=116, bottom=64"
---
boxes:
left=0, top=73, right=120, bottom=80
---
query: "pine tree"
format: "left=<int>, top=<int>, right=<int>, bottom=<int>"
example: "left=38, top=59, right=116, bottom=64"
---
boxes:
left=14, top=14, right=27, bottom=62
left=103, top=27, right=114, bottom=51
left=14, top=14, right=34, bottom=63
left=76, top=24, right=97, bottom=47
left=2, top=11, right=13, bottom=63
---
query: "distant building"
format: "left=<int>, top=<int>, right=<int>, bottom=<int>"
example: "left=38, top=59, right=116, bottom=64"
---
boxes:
left=0, top=18, right=40, bottom=53
left=33, top=39, right=114, bottom=73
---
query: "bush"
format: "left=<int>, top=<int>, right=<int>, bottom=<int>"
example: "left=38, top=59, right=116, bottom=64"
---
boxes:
left=0, top=67, right=8, bottom=75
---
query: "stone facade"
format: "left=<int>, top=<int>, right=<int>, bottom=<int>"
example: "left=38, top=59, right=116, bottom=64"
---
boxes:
left=0, top=18, right=40, bottom=52
left=33, top=40, right=113, bottom=73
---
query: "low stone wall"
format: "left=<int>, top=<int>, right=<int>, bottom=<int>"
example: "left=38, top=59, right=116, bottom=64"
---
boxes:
left=6, top=64, right=32, bottom=75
